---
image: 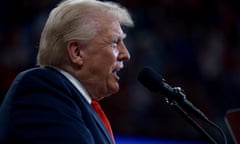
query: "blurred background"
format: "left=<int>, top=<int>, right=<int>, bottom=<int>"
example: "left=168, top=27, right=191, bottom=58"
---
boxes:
left=1, top=0, right=240, bottom=143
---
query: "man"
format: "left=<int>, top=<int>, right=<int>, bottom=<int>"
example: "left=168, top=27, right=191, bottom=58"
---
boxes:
left=0, top=0, right=134, bottom=143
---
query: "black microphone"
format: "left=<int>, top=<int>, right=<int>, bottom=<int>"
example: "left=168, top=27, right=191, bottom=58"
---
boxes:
left=137, top=67, right=208, bottom=121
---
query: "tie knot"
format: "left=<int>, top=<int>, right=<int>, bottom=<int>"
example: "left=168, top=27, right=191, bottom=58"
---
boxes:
left=91, top=100, right=101, bottom=110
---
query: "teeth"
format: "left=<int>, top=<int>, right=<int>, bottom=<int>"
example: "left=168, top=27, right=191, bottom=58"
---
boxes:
left=114, top=67, right=122, bottom=72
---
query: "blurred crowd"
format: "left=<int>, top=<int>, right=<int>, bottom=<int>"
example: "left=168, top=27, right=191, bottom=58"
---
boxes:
left=1, top=0, right=240, bottom=143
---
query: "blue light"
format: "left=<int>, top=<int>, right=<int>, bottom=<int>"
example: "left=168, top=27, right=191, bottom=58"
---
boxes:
left=115, top=135, right=207, bottom=144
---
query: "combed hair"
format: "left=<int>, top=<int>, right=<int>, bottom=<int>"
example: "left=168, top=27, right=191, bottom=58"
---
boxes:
left=37, top=0, right=134, bottom=67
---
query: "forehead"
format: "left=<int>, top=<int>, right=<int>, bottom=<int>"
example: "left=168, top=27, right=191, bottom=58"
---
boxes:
left=102, top=21, right=126, bottom=39
left=111, top=22, right=126, bottom=37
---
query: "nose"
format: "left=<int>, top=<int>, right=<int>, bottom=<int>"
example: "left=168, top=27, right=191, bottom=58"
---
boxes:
left=118, top=41, right=130, bottom=61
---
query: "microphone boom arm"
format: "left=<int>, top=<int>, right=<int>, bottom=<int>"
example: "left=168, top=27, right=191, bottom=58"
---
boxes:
left=168, top=100, right=217, bottom=144
left=137, top=67, right=227, bottom=143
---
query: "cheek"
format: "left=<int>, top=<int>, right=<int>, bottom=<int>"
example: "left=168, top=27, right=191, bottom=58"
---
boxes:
left=106, top=75, right=119, bottom=95
left=101, top=49, right=118, bottom=70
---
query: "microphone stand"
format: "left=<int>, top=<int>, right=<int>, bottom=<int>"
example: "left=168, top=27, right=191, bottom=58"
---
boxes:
left=167, top=99, right=217, bottom=144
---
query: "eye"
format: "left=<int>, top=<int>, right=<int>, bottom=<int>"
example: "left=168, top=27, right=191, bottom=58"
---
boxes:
left=112, top=39, right=119, bottom=48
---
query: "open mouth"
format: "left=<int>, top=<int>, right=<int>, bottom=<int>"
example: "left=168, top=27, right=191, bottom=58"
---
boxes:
left=112, top=67, right=122, bottom=80
left=112, top=62, right=124, bottom=80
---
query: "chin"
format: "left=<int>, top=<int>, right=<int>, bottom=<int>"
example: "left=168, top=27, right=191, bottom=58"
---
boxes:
left=108, top=83, right=120, bottom=96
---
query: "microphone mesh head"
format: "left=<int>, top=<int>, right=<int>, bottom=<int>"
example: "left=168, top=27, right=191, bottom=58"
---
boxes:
left=137, top=67, right=163, bottom=92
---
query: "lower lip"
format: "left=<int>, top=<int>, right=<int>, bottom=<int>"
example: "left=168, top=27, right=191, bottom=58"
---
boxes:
left=113, top=72, right=120, bottom=80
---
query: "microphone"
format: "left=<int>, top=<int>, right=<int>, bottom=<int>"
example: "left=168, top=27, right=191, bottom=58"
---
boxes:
left=137, top=67, right=208, bottom=121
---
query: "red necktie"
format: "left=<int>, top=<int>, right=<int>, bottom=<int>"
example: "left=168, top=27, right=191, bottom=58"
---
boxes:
left=91, top=100, right=115, bottom=142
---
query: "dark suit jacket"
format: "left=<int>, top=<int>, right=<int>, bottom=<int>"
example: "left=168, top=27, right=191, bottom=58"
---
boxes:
left=0, top=67, right=114, bottom=144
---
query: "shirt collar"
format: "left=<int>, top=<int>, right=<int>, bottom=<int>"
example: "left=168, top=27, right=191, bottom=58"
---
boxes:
left=52, top=67, right=92, bottom=104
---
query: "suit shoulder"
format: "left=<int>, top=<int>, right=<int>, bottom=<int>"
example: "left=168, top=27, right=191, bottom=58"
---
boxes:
left=16, top=66, right=64, bottom=82
left=18, top=66, right=60, bottom=77
left=12, top=66, right=72, bottom=92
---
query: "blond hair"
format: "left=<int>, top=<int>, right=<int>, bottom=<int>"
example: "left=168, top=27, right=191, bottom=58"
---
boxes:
left=37, top=0, right=134, bottom=66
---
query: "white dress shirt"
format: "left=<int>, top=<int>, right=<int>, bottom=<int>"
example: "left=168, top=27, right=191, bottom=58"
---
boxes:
left=52, top=67, right=91, bottom=104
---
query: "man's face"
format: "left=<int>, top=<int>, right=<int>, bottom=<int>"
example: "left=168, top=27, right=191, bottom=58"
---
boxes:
left=80, top=20, right=130, bottom=100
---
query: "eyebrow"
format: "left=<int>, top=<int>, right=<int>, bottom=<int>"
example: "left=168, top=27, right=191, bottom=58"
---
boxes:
left=118, top=33, right=126, bottom=40
left=109, top=32, right=126, bottom=42
left=122, top=33, right=127, bottom=39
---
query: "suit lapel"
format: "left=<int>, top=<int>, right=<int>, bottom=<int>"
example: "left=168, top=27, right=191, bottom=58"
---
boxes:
left=75, top=93, right=114, bottom=144
left=89, top=106, right=114, bottom=144
left=44, top=67, right=114, bottom=144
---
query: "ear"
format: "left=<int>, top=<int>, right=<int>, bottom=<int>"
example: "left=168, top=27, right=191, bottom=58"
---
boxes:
left=67, top=41, right=83, bottom=66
